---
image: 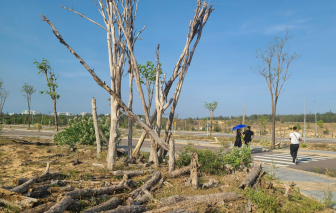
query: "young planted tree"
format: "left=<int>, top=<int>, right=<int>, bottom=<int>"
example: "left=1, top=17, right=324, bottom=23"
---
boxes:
left=34, top=59, right=60, bottom=132
left=204, top=100, right=218, bottom=136
left=0, top=79, right=9, bottom=116
left=258, top=117, right=267, bottom=135
left=21, top=83, right=36, bottom=129
left=253, top=29, right=301, bottom=149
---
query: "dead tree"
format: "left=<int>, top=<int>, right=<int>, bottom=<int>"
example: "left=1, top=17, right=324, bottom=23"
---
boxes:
left=44, top=0, right=168, bottom=170
left=169, top=139, right=175, bottom=173
left=133, top=0, right=214, bottom=159
left=0, top=79, right=9, bottom=116
left=92, top=97, right=101, bottom=158
left=252, top=29, right=301, bottom=149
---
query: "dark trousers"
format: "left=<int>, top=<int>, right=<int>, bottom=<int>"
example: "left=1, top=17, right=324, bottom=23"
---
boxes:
left=290, top=144, right=300, bottom=163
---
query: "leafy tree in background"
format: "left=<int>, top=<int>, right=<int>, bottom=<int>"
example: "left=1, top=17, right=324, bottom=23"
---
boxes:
left=252, top=29, right=301, bottom=148
left=0, top=79, right=9, bottom=116
left=294, top=124, right=302, bottom=131
left=258, top=117, right=268, bottom=135
left=317, top=120, right=324, bottom=128
left=34, top=58, right=60, bottom=132
left=204, top=100, right=218, bottom=136
left=21, top=83, right=36, bottom=129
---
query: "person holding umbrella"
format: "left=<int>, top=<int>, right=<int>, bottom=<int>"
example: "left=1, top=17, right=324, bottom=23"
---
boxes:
left=232, top=124, right=246, bottom=148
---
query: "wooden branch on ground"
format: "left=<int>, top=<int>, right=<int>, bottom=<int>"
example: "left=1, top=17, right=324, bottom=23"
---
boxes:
left=21, top=202, right=55, bottom=213
left=128, top=163, right=150, bottom=168
left=169, top=139, right=175, bottom=173
left=45, top=196, right=74, bottom=213
left=42, top=153, right=69, bottom=158
left=239, top=163, right=262, bottom=190
left=13, top=178, right=29, bottom=186
left=47, top=185, right=74, bottom=193
left=61, top=185, right=126, bottom=200
left=110, top=170, right=153, bottom=176
left=0, top=188, right=37, bottom=209
left=81, top=197, right=122, bottom=213
left=150, top=178, right=164, bottom=193
left=130, top=171, right=161, bottom=199
left=169, top=166, right=191, bottom=178
left=21, top=159, right=58, bottom=165
left=11, top=138, right=55, bottom=146
left=158, top=192, right=241, bottom=207
left=190, top=152, right=199, bottom=189
left=105, top=205, right=146, bottom=213
left=92, top=163, right=104, bottom=167
left=202, top=179, right=218, bottom=189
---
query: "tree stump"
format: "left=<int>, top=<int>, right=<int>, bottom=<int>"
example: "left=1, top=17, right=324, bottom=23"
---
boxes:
left=190, top=152, right=199, bottom=189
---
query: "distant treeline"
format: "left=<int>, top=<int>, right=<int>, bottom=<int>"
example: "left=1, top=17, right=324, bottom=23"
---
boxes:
left=202, top=111, right=336, bottom=123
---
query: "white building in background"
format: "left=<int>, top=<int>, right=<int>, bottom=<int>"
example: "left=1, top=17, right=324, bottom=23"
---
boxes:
left=22, top=110, right=38, bottom=115
left=80, top=112, right=92, bottom=116
left=9, top=113, right=21, bottom=116
left=51, top=112, right=72, bottom=116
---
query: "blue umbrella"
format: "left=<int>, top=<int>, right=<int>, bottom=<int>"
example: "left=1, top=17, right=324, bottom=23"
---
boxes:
left=232, top=124, right=246, bottom=131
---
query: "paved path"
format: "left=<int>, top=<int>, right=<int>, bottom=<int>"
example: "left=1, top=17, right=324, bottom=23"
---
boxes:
left=263, top=165, right=336, bottom=209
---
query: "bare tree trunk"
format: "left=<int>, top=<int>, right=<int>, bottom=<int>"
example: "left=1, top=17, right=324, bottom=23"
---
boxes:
left=210, top=111, right=212, bottom=136
left=92, top=97, right=101, bottom=158
left=169, top=139, right=175, bottom=173
left=53, top=99, right=58, bottom=132
left=108, top=98, right=119, bottom=170
left=190, top=152, right=199, bottom=189
left=128, top=72, right=133, bottom=160
left=150, top=137, right=159, bottom=167
left=271, top=106, right=276, bottom=149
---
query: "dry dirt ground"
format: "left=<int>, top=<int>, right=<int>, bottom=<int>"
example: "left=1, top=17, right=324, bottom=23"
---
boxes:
left=0, top=136, right=334, bottom=213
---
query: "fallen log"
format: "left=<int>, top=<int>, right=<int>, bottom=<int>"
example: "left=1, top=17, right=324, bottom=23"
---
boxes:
left=82, top=197, right=122, bottom=213
left=22, top=202, right=55, bottom=213
left=239, top=163, right=262, bottom=190
left=128, top=163, right=150, bottom=168
left=134, top=190, right=153, bottom=205
left=190, top=152, right=199, bottom=189
left=11, top=138, right=55, bottom=146
left=21, top=159, right=58, bottom=166
left=13, top=178, right=29, bottom=186
left=61, top=185, right=126, bottom=199
left=105, top=205, right=146, bottom=213
left=130, top=172, right=161, bottom=198
left=92, top=163, right=104, bottom=167
left=0, top=188, right=37, bottom=209
left=158, top=192, right=241, bottom=207
left=45, top=196, right=74, bottom=213
left=202, top=179, right=218, bottom=189
left=169, top=166, right=191, bottom=178
left=11, top=162, right=52, bottom=194
left=42, top=153, right=69, bottom=158
left=110, top=170, right=154, bottom=176
left=48, top=185, right=74, bottom=193
left=150, top=178, right=164, bottom=193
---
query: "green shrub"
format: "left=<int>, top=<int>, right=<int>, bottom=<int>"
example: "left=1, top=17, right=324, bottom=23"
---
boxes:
left=301, top=143, right=307, bottom=148
left=213, top=124, right=221, bottom=132
left=175, top=145, right=252, bottom=174
left=34, top=123, right=42, bottom=131
left=54, top=116, right=120, bottom=147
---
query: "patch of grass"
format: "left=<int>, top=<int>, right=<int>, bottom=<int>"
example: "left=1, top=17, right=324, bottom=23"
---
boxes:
left=315, top=167, right=320, bottom=174
left=325, top=168, right=336, bottom=177
left=301, top=143, right=307, bottom=148
left=322, top=186, right=336, bottom=208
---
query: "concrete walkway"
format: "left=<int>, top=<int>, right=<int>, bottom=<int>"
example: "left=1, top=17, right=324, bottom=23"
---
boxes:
left=273, top=148, right=336, bottom=158
left=263, top=165, right=336, bottom=209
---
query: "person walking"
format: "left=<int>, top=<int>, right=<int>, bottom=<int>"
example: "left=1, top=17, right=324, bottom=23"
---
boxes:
left=243, top=126, right=254, bottom=145
left=234, top=129, right=242, bottom=147
left=289, top=126, right=302, bottom=164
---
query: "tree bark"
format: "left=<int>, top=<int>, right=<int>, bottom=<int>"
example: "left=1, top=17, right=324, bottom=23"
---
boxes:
left=130, top=171, right=161, bottom=198
left=62, top=185, right=126, bottom=199
left=169, top=139, right=175, bottom=173
left=128, top=71, right=133, bottom=160
left=108, top=98, right=119, bottom=170
left=190, top=152, right=199, bottom=189
left=45, top=196, right=74, bottom=213
left=150, top=178, right=164, bottom=193
left=47, top=185, right=74, bottom=193
left=105, top=205, right=146, bottom=213
left=92, top=97, right=101, bottom=158
left=150, top=137, right=159, bottom=167
left=169, top=166, right=191, bottom=178
left=271, top=106, right=276, bottom=149
left=239, top=163, right=262, bottom=190
left=158, top=192, right=240, bottom=207
left=53, top=99, right=58, bottom=132
left=110, top=170, right=153, bottom=176
left=82, top=197, right=122, bottom=213
left=22, top=202, right=55, bottom=213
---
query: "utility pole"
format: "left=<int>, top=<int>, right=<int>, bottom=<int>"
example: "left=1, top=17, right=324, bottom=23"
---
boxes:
left=314, top=100, right=317, bottom=139
left=304, top=95, right=306, bottom=143
left=242, top=102, right=245, bottom=125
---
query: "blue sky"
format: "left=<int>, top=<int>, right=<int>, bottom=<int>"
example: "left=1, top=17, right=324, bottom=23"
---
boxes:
left=0, top=0, right=335, bottom=118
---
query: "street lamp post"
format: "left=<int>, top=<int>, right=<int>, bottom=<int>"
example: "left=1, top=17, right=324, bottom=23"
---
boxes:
left=313, top=100, right=317, bottom=139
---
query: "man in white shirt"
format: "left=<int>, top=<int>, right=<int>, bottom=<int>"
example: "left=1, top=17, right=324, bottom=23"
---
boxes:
left=289, top=126, right=302, bottom=164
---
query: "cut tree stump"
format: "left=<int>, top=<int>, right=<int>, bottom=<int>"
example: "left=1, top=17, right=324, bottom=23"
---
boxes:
left=81, top=197, right=122, bottom=213
left=150, top=178, right=164, bottom=193
left=110, top=170, right=153, bottom=176
left=11, top=138, right=55, bottom=146
left=239, top=163, right=262, bottom=190
left=61, top=185, right=126, bottom=199
left=169, top=166, right=191, bottom=178
left=45, top=196, right=74, bottom=213
left=158, top=192, right=240, bottom=207
left=0, top=188, right=37, bottom=209
left=105, top=205, right=146, bottom=213
left=21, top=202, right=55, bottom=213
left=130, top=172, right=161, bottom=199
left=190, top=152, right=199, bottom=189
